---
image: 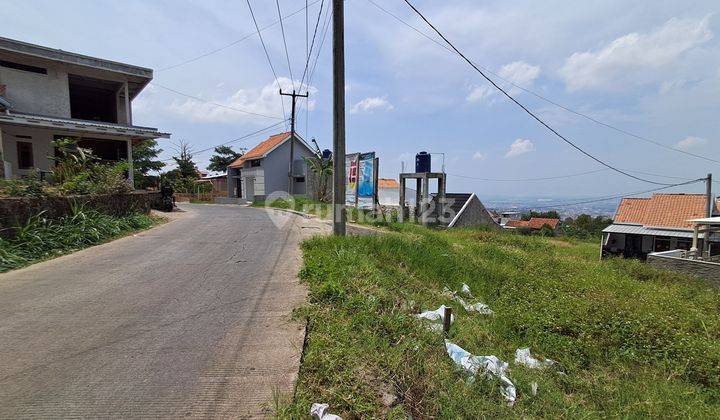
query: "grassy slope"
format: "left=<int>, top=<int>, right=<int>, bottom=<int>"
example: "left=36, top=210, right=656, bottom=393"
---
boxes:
left=0, top=210, right=162, bottom=273
left=280, top=225, right=720, bottom=418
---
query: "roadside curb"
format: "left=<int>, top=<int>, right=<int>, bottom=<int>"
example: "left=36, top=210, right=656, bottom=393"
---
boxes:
left=262, top=206, right=384, bottom=236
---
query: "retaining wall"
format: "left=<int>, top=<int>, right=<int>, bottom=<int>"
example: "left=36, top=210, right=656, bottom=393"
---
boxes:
left=647, top=253, right=720, bottom=288
left=0, top=191, right=162, bottom=236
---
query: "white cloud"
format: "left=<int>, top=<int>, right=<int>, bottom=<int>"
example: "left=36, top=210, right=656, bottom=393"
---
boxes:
left=676, top=136, right=707, bottom=150
left=168, top=77, right=316, bottom=123
left=467, top=61, right=540, bottom=103
left=472, top=152, right=485, bottom=160
left=659, top=79, right=687, bottom=94
left=350, top=96, right=394, bottom=114
left=560, top=16, right=713, bottom=91
left=505, top=138, right=535, bottom=158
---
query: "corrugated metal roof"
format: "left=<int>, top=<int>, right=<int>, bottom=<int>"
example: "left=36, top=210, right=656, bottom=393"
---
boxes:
left=603, top=223, right=700, bottom=238
left=0, top=111, right=170, bottom=139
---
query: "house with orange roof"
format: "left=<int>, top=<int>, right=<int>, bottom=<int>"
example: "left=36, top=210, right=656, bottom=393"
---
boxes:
left=602, top=193, right=718, bottom=259
left=225, top=132, right=318, bottom=202
left=504, top=217, right=560, bottom=231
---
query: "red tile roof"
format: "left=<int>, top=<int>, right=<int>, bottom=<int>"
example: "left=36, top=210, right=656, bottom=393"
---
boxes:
left=614, top=193, right=713, bottom=229
left=505, top=218, right=559, bottom=229
left=378, top=178, right=399, bottom=189
left=228, top=132, right=290, bottom=169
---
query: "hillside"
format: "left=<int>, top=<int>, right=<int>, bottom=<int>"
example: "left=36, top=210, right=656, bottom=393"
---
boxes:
left=278, top=225, right=720, bottom=418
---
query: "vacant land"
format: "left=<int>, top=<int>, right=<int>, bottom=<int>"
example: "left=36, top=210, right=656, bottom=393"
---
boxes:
left=280, top=225, right=720, bottom=418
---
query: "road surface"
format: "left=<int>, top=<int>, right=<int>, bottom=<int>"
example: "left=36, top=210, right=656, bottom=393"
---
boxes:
left=0, top=204, right=318, bottom=418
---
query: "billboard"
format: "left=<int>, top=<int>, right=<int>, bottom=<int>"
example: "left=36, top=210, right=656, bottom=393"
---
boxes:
left=345, top=153, right=359, bottom=206
left=357, top=152, right=377, bottom=210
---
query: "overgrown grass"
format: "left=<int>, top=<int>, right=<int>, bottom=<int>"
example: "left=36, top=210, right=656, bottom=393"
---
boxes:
left=281, top=224, right=720, bottom=418
left=0, top=208, right=161, bottom=273
left=253, top=197, right=399, bottom=227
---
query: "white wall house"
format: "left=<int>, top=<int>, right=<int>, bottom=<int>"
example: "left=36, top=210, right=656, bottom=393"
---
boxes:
left=0, top=37, right=169, bottom=185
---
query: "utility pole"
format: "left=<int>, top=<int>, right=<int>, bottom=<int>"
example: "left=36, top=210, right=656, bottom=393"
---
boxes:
left=707, top=173, right=713, bottom=217
left=332, top=0, right=346, bottom=236
left=280, top=89, right=309, bottom=194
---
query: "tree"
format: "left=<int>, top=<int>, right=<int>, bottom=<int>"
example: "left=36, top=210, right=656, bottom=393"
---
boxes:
left=132, top=139, right=165, bottom=189
left=522, top=210, right=560, bottom=221
left=304, top=155, right=333, bottom=202
left=207, top=146, right=244, bottom=173
left=172, top=140, right=198, bottom=180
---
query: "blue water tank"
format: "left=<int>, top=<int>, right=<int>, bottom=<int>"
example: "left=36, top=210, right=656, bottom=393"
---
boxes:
left=415, top=151, right=431, bottom=173
left=322, top=149, right=332, bottom=160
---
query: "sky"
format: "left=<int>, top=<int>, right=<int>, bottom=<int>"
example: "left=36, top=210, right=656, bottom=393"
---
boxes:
left=3, top=0, right=720, bottom=199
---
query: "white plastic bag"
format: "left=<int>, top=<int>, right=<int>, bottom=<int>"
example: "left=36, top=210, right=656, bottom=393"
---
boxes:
left=454, top=296, right=494, bottom=315
left=416, top=305, right=454, bottom=332
left=310, top=403, right=342, bottom=420
left=445, top=340, right=516, bottom=404
left=515, top=348, right=555, bottom=369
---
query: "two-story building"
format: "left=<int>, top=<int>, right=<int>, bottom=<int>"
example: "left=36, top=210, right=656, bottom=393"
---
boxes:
left=226, top=132, right=317, bottom=202
left=0, top=36, right=169, bottom=185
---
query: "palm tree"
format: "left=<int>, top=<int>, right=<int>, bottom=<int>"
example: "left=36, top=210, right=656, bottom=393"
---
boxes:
left=304, top=156, right=333, bottom=202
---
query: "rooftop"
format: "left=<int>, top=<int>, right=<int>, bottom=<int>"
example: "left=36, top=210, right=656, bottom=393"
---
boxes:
left=614, top=193, right=713, bottom=230
left=228, top=132, right=291, bottom=168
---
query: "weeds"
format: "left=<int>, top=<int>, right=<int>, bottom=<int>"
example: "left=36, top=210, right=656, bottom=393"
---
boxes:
left=285, top=225, right=720, bottom=418
left=0, top=207, right=158, bottom=272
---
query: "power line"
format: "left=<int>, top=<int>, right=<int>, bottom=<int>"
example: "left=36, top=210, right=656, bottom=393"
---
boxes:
left=300, top=2, right=332, bottom=137
left=529, top=178, right=705, bottom=209
left=275, top=0, right=295, bottom=90
left=369, top=0, right=720, bottom=167
left=448, top=169, right=607, bottom=182
left=246, top=0, right=288, bottom=123
left=160, top=120, right=288, bottom=162
left=150, top=82, right=284, bottom=120
left=157, top=0, right=322, bottom=72
left=300, top=0, right=326, bottom=91
left=402, top=0, right=674, bottom=186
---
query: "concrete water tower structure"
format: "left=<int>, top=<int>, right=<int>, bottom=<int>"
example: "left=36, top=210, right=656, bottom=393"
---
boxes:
left=398, top=151, right=447, bottom=226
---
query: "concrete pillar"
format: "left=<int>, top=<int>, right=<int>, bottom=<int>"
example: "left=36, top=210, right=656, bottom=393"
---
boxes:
left=415, top=178, right=422, bottom=223
left=692, top=225, right=699, bottom=254
left=126, top=139, right=134, bottom=189
left=227, top=169, right=234, bottom=198
left=421, top=174, right=430, bottom=226
left=124, top=82, right=132, bottom=125
left=398, top=176, right=406, bottom=223
left=0, top=127, right=5, bottom=179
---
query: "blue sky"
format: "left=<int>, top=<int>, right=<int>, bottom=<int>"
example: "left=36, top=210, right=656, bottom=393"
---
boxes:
left=3, top=0, right=719, bottom=198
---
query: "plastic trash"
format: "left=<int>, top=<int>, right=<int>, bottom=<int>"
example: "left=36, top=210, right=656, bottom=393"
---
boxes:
left=416, top=305, right=454, bottom=332
left=515, top=348, right=555, bottom=369
left=454, top=296, right=494, bottom=315
left=445, top=340, right=516, bottom=404
left=310, top=403, right=342, bottom=420
left=531, top=381, right=538, bottom=396
left=460, top=283, right=473, bottom=297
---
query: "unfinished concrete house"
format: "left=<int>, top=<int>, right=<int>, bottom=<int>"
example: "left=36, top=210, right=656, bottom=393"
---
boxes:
left=0, top=36, right=169, bottom=185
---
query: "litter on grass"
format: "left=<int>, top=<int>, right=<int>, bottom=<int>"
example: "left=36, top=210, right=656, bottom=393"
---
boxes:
left=455, top=296, right=493, bottom=315
left=515, top=348, right=555, bottom=369
left=310, top=403, right=342, bottom=420
left=416, top=305, right=454, bottom=332
left=443, top=284, right=493, bottom=315
left=445, top=340, right=517, bottom=404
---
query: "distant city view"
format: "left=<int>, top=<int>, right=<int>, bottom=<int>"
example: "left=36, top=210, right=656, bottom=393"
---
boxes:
left=484, top=196, right=620, bottom=218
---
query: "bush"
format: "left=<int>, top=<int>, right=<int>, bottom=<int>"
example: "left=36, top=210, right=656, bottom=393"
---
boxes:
left=0, top=206, right=156, bottom=272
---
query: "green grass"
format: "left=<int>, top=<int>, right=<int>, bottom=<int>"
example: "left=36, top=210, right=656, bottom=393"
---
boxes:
left=253, top=197, right=399, bottom=227
left=0, top=208, right=161, bottom=273
left=279, top=224, right=720, bottom=418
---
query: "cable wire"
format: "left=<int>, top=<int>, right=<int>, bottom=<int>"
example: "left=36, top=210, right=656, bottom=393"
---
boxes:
left=372, top=0, right=720, bottom=167
left=150, top=82, right=284, bottom=120
left=158, top=0, right=321, bottom=72
left=529, top=178, right=705, bottom=209
left=402, top=0, right=674, bottom=186
left=275, top=0, right=295, bottom=90
left=299, top=0, right=325, bottom=91
left=246, top=0, right=288, bottom=124
left=160, top=120, right=288, bottom=162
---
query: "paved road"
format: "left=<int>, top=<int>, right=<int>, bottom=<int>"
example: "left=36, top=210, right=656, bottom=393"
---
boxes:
left=0, top=204, right=316, bottom=419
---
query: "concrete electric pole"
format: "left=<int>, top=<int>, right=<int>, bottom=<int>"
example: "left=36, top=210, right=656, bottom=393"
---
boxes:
left=280, top=89, right=309, bottom=195
left=332, top=0, right=346, bottom=236
left=707, top=173, right=713, bottom=217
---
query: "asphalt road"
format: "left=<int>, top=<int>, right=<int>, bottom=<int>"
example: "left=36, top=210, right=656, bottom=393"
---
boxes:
left=0, top=204, right=314, bottom=419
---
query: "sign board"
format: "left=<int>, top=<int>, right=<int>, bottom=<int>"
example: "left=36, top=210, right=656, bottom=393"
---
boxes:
left=357, top=152, right=377, bottom=209
left=345, top=152, right=378, bottom=209
left=345, top=153, right=359, bottom=206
